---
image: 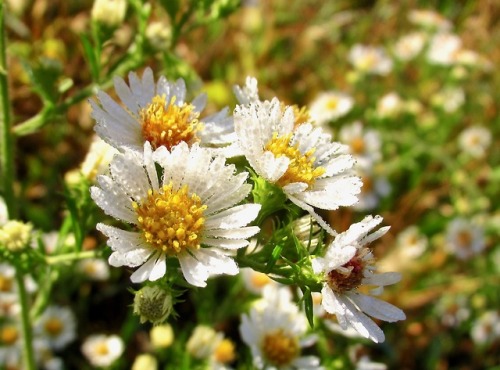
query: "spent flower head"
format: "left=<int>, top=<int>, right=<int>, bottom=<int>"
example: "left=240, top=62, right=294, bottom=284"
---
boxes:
left=312, top=215, right=405, bottom=343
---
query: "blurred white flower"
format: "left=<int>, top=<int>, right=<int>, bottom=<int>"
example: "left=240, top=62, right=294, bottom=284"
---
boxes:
left=471, top=311, right=500, bottom=346
left=353, top=171, right=391, bottom=212
left=146, top=21, right=172, bottom=51
left=240, top=285, right=322, bottom=369
left=348, top=45, right=393, bottom=75
left=427, top=33, right=462, bottom=65
left=241, top=268, right=278, bottom=295
left=376, top=92, right=403, bottom=118
left=396, top=226, right=428, bottom=258
left=81, top=334, right=124, bottom=368
left=392, top=32, right=427, bottom=61
left=309, top=91, right=354, bottom=125
left=431, top=87, right=464, bottom=113
left=77, top=258, right=110, bottom=281
left=408, top=9, right=452, bottom=32
left=312, top=215, right=405, bottom=343
left=35, top=305, right=76, bottom=350
left=91, top=0, right=127, bottom=28
left=445, top=218, right=485, bottom=260
left=458, top=126, right=491, bottom=159
left=186, top=325, right=224, bottom=360
left=0, top=321, right=22, bottom=367
left=339, top=121, right=382, bottom=170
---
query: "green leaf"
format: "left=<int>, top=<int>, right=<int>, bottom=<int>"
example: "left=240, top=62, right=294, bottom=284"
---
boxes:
left=301, top=286, right=315, bottom=328
left=22, top=58, right=62, bottom=105
left=62, top=183, right=83, bottom=251
left=79, top=33, right=100, bottom=82
left=267, top=242, right=284, bottom=272
left=158, top=0, right=181, bottom=22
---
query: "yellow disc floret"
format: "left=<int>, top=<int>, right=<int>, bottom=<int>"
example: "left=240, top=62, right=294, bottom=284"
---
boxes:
left=265, top=132, right=325, bottom=188
left=140, top=95, right=200, bottom=150
left=134, top=183, right=207, bottom=255
left=261, top=329, right=299, bottom=367
left=44, top=318, right=64, bottom=337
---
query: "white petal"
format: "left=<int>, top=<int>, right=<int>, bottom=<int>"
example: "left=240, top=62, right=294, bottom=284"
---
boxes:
left=341, top=295, right=386, bottom=343
left=148, top=254, right=167, bottom=281
left=363, top=272, right=401, bottom=286
left=348, top=292, right=406, bottom=322
left=204, top=204, right=261, bottom=229
left=130, top=252, right=161, bottom=283
left=205, top=226, right=260, bottom=240
left=90, top=183, right=136, bottom=224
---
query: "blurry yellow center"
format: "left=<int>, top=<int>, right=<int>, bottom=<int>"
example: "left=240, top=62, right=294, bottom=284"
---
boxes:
left=96, top=342, right=110, bottom=356
left=457, top=230, right=472, bottom=248
left=0, top=276, right=12, bottom=292
left=134, top=183, right=206, bottom=255
left=214, top=339, right=236, bottom=364
left=325, top=97, right=339, bottom=110
left=44, top=318, right=63, bottom=336
left=361, top=176, right=374, bottom=193
left=281, top=103, right=310, bottom=127
left=250, top=271, right=272, bottom=288
left=265, top=133, right=325, bottom=188
left=358, top=53, right=377, bottom=70
left=262, top=329, right=299, bottom=366
left=350, top=137, right=365, bottom=154
left=0, top=325, right=18, bottom=345
left=140, top=95, right=200, bottom=150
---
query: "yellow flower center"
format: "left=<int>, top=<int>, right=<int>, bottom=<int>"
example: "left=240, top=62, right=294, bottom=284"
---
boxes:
left=325, top=97, right=339, bottom=110
left=265, top=133, right=325, bottom=188
left=214, top=338, right=236, bottom=364
left=457, top=230, right=472, bottom=248
left=133, top=183, right=207, bottom=255
left=350, top=137, right=365, bottom=155
left=250, top=271, right=272, bottom=288
left=280, top=102, right=310, bottom=127
left=358, top=53, right=377, bottom=71
left=261, top=329, right=299, bottom=367
left=140, top=95, right=200, bottom=150
left=44, top=318, right=63, bottom=336
left=361, top=176, right=374, bottom=193
left=0, top=325, right=18, bottom=345
left=0, top=275, right=12, bottom=292
left=96, top=342, right=110, bottom=356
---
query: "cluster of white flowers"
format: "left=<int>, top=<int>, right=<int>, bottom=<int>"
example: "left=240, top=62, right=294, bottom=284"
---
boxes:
left=87, top=68, right=405, bottom=366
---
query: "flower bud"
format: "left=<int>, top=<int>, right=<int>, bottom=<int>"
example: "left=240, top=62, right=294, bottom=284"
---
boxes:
left=150, top=324, right=174, bottom=349
left=0, top=220, right=32, bottom=252
left=91, top=0, right=127, bottom=28
left=133, top=286, right=173, bottom=325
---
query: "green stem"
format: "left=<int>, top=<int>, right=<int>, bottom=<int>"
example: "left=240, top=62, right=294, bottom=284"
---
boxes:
left=45, top=250, right=98, bottom=265
left=0, top=3, right=17, bottom=218
left=15, top=268, right=36, bottom=370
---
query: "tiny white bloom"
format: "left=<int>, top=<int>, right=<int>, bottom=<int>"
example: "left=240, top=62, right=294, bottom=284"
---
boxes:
left=396, top=226, right=427, bottom=258
left=431, top=87, right=464, bottom=113
left=34, top=305, right=76, bottom=350
left=309, top=91, right=354, bottom=126
left=91, top=142, right=260, bottom=286
left=348, top=45, right=393, bottom=76
left=470, top=311, right=500, bottom=346
left=407, top=9, right=452, bottom=31
left=376, top=92, right=403, bottom=118
left=312, top=215, right=405, bottom=343
left=234, top=99, right=361, bottom=235
left=392, top=32, right=427, bottom=61
left=81, top=334, right=124, bottom=368
left=91, top=68, right=238, bottom=156
left=426, top=33, right=462, bottom=65
left=240, top=285, right=322, bottom=369
left=339, top=121, right=382, bottom=170
left=445, top=218, right=485, bottom=260
left=458, top=126, right=491, bottom=159
left=77, top=258, right=110, bottom=281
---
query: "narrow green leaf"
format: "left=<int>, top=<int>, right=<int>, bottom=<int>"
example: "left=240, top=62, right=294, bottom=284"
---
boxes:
left=79, top=33, right=99, bottom=82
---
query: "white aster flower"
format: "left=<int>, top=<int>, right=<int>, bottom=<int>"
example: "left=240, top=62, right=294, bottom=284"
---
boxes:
left=470, top=311, right=500, bottom=346
left=34, top=305, right=76, bottom=350
left=445, top=218, right=485, bottom=260
left=234, top=99, right=361, bottom=235
left=309, top=91, right=354, bottom=126
left=240, top=286, right=322, bottom=370
left=392, top=32, right=427, bottom=61
left=81, top=334, right=124, bottom=368
left=426, top=33, right=462, bottom=65
left=0, top=320, right=22, bottom=367
left=408, top=9, right=452, bottom=32
left=91, top=141, right=260, bottom=286
left=312, top=215, right=405, bottom=343
left=375, top=92, right=403, bottom=118
left=91, top=67, right=238, bottom=156
left=458, top=125, right=491, bottom=159
left=339, top=121, right=382, bottom=170
left=77, top=258, right=110, bottom=281
left=348, top=44, right=393, bottom=76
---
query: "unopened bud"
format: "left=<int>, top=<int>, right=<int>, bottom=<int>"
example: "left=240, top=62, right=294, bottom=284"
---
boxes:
left=133, top=286, right=173, bottom=325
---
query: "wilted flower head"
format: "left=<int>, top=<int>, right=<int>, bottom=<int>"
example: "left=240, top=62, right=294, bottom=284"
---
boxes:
left=309, top=91, right=354, bottom=126
left=133, top=286, right=174, bottom=325
left=91, top=68, right=239, bottom=156
left=458, top=126, right=491, bottom=159
left=312, top=215, right=405, bottom=343
left=348, top=44, right=393, bottom=75
left=81, top=334, right=124, bottom=367
left=445, top=218, right=485, bottom=260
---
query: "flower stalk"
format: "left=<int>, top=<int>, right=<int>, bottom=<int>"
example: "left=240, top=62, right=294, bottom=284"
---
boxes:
left=15, top=268, right=36, bottom=370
